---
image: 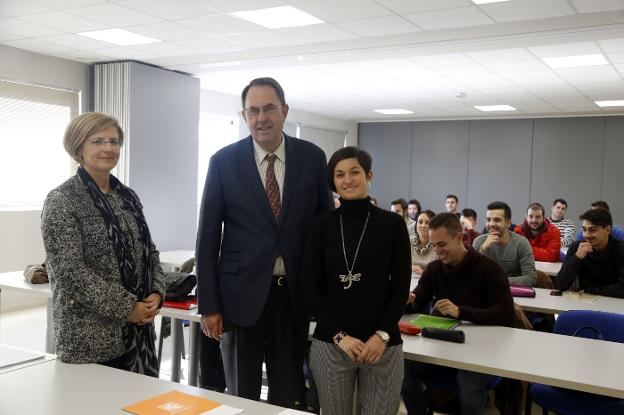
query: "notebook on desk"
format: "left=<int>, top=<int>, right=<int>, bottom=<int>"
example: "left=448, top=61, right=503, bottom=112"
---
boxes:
left=0, top=344, right=45, bottom=369
left=409, top=314, right=460, bottom=330
left=123, top=390, right=243, bottom=415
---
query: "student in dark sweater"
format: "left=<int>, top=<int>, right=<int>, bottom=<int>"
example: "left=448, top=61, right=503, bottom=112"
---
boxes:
left=556, top=208, right=624, bottom=298
left=403, top=213, right=514, bottom=415
left=302, top=147, right=411, bottom=415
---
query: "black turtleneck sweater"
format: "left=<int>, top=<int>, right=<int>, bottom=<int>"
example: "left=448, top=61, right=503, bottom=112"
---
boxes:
left=302, top=198, right=411, bottom=345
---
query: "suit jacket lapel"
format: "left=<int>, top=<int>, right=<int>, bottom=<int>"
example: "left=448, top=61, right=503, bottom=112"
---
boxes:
left=280, top=135, right=302, bottom=228
left=241, top=136, right=275, bottom=223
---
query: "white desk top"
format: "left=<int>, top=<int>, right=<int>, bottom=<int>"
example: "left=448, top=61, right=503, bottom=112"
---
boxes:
left=514, top=287, right=624, bottom=315
left=160, top=305, right=202, bottom=322
left=0, top=344, right=54, bottom=374
left=0, top=271, right=52, bottom=298
left=535, top=261, right=562, bottom=276
left=0, top=360, right=291, bottom=414
left=401, top=319, right=624, bottom=399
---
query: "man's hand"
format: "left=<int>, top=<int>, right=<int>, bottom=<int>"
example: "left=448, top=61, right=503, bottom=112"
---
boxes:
left=480, top=233, right=501, bottom=252
left=575, top=242, right=593, bottom=259
left=433, top=299, right=459, bottom=318
left=201, top=313, right=223, bottom=340
left=358, top=334, right=385, bottom=364
left=406, top=291, right=416, bottom=305
left=337, top=335, right=366, bottom=362
left=412, top=265, right=424, bottom=274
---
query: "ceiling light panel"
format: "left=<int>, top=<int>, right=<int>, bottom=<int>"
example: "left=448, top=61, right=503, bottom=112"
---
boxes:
left=542, top=54, right=609, bottom=68
left=78, top=29, right=162, bottom=46
left=595, top=100, right=624, bottom=107
left=474, top=104, right=517, bottom=111
left=231, top=6, right=324, bottom=29
left=373, top=109, right=414, bottom=115
left=472, top=0, right=513, bottom=4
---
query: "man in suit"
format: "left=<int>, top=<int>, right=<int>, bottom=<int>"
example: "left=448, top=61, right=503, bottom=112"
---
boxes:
left=196, top=77, right=333, bottom=409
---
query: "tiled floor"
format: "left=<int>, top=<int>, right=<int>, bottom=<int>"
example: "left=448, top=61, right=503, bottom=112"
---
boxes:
left=1, top=305, right=544, bottom=414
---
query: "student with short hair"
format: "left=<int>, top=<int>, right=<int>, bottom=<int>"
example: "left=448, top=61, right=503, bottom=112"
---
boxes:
left=550, top=198, right=575, bottom=248
left=391, top=198, right=417, bottom=242
left=460, top=208, right=480, bottom=248
left=514, top=202, right=561, bottom=262
left=557, top=208, right=624, bottom=298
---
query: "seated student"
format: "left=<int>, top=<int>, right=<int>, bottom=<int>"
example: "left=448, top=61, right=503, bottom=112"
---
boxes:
left=411, top=210, right=437, bottom=274
left=557, top=208, right=624, bottom=298
left=403, top=213, right=514, bottom=415
left=408, top=199, right=422, bottom=221
left=473, top=201, right=537, bottom=287
left=460, top=208, right=480, bottom=248
left=445, top=194, right=461, bottom=218
left=514, top=202, right=561, bottom=262
left=550, top=198, right=576, bottom=248
left=575, top=201, right=624, bottom=241
left=391, top=198, right=417, bottom=242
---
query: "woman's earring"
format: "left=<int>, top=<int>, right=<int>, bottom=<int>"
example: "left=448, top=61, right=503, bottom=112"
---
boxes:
left=367, top=181, right=371, bottom=189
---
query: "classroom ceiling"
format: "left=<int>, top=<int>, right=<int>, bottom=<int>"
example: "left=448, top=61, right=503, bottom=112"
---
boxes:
left=4, top=0, right=624, bottom=121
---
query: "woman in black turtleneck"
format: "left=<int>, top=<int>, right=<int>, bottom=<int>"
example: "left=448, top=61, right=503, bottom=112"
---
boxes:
left=302, top=146, right=411, bottom=415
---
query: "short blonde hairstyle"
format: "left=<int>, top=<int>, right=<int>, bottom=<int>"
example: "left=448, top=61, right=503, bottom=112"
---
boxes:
left=63, top=112, right=124, bottom=163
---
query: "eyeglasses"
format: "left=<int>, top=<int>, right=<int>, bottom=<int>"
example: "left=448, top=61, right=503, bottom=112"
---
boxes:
left=88, top=138, right=121, bottom=147
left=243, top=104, right=281, bottom=118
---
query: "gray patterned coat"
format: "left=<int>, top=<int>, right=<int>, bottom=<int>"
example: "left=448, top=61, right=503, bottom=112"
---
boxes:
left=41, top=175, right=166, bottom=363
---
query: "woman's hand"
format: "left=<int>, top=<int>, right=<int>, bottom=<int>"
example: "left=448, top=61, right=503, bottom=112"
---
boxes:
left=337, top=335, right=366, bottom=361
left=128, top=294, right=161, bottom=325
left=412, top=265, right=424, bottom=274
left=358, top=334, right=385, bottom=364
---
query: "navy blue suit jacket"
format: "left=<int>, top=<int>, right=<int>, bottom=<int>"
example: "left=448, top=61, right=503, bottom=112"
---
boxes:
left=196, top=134, right=333, bottom=327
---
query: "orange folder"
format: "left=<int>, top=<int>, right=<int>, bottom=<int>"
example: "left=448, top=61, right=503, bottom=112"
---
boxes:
left=123, top=390, right=221, bottom=415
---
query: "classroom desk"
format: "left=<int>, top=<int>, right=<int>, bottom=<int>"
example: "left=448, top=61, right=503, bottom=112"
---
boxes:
left=401, top=319, right=624, bottom=399
left=535, top=261, right=562, bottom=276
left=0, top=359, right=301, bottom=415
left=513, top=287, right=624, bottom=315
left=0, top=271, right=54, bottom=353
left=0, top=343, right=56, bottom=375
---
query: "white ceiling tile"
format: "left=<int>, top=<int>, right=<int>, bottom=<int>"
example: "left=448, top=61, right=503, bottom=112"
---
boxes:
left=0, top=30, right=21, bottom=41
left=194, top=0, right=285, bottom=13
left=528, top=42, right=602, bottom=58
left=126, top=22, right=203, bottom=42
left=173, top=35, right=242, bottom=53
left=222, top=29, right=297, bottom=48
left=552, top=65, right=619, bottom=79
left=480, top=0, right=575, bottom=23
left=2, top=38, right=78, bottom=56
left=95, top=46, right=158, bottom=60
left=337, top=16, right=420, bottom=37
left=373, top=0, right=472, bottom=14
left=129, top=41, right=199, bottom=57
left=66, top=3, right=162, bottom=26
left=29, top=0, right=106, bottom=9
left=599, top=38, right=624, bottom=53
left=0, top=18, right=63, bottom=37
left=0, top=0, right=50, bottom=17
left=548, top=100, right=601, bottom=112
left=121, top=0, right=217, bottom=20
left=569, top=0, right=624, bottom=13
left=404, top=6, right=494, bottom=30
left=18, top=11, right=107, bottom=32
left=410, top=53, right=475, bottom=66
left=179, top=14, right=264, bottom=36
left=465, top=48, right=535, bottom=63
left=294, top=0, right=392, bottom=22
left=277, top=23, right=357, bottom=43
left=39, top=33, right=116, bottom=50
left=480, top=59, right=547, bottom=72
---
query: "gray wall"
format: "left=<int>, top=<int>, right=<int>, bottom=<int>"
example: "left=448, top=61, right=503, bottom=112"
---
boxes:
left=360, top=116, right=624, bottom=228
left=128, top=62, right=199, bottom=251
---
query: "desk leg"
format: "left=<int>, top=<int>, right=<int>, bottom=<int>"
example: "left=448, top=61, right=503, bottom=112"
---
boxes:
left=188, top=322, right=200, bottom=387
left=45, top=298, right=55, bottom=354
left=171, top=318, right=182, bottom=383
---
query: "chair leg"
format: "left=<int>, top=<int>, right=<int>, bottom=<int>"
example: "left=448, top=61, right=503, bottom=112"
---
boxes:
left=180, top=323, right=186, bottom=359
left=157, top=316, right=166, bottom=371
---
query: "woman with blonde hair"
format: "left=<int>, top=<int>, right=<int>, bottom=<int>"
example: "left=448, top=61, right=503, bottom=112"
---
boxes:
left=41, top=112, right=165, bottom=376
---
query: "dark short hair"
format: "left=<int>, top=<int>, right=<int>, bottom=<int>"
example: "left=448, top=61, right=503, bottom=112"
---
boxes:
left=461, top=208, right=477, bottom=220
left=553, top=198, right=567, bottom=207
left=591, top=200, right=610, bottom=211
left=429, top=212, right=463, bottom=236
left=241, top=77, right=286, bottom=107
left=487, top=201, right=512, bottom=221
left=419, top=210, right=435, bottom=220
left=446, top=194, right=458, bottom=203
left=391, top=198, right=408, bottom=210
left=580, top=208, right=612, bottom=228
left=527, top=202, right=545, bottom=216
left=408, top=199, right=422, bottom=212
left=326, top=146, right=372, bottom=192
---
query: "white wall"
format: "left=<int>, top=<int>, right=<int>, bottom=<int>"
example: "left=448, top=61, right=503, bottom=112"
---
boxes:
left=0, top=46, right=90, bottom=310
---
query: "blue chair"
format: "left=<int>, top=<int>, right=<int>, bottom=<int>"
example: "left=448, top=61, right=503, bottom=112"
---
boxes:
left=529, top=310, right=624, bottom=415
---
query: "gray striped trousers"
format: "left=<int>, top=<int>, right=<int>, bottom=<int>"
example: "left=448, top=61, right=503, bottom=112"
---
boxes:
left=310, top=339, right=404, bottom=415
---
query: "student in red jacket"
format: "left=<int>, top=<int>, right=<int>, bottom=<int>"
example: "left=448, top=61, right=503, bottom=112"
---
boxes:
left=514, top=202, right=561, bottom=262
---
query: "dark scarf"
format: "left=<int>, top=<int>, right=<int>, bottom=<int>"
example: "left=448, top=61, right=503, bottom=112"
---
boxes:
left=77, top=166, right=159, bottom=376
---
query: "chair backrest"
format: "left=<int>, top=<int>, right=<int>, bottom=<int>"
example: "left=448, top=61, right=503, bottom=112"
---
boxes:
left=555, top=310, right=624, bottom=343
left=536, top=270, right=555, bottom=289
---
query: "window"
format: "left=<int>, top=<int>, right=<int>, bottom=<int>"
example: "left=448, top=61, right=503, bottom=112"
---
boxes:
left=0, top=79, right=80, bottom=210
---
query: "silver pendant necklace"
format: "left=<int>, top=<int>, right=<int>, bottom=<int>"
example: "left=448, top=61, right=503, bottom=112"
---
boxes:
left=339, top=211, right=370, bottom=290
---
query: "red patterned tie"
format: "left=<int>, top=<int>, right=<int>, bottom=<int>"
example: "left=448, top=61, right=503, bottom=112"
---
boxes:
left=265, top=154, right=281, bottom=221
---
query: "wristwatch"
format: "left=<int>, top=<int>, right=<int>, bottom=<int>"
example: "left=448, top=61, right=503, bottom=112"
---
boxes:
left=375, top=330, right=390, bottom=345
left=333, top=331, right=347, bottom=345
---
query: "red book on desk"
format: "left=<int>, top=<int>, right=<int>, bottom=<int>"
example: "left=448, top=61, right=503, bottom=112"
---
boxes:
left=163, top=297, right=197, bottom=309
left=510, top=285, right=536, bottom=298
